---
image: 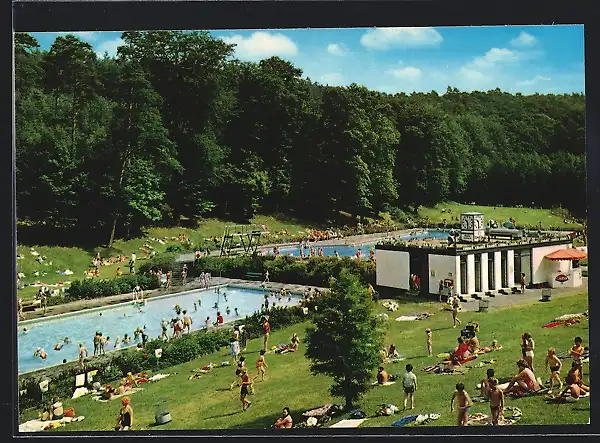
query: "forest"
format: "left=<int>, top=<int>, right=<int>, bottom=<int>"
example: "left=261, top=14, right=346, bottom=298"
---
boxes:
left=14, top=31, right=586, bottom=246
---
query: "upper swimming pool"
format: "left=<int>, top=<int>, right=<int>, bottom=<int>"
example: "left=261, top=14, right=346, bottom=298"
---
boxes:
left=263, top=230, right=450, bottom=258
left=18, top=286, right=298, bottom=374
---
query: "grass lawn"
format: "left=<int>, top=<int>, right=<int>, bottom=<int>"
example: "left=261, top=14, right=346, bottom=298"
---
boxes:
left=15, top=215, right=315, bottom=301
left=24, top=291, right=589, bottom=431
left=418, top=202, right=583, bottom=230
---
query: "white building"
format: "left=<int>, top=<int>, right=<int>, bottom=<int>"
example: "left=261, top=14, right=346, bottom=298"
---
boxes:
left=376, top=213, right=584, bottom=297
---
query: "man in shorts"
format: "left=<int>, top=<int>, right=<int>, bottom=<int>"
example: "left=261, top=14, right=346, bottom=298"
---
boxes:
left=402, top=364, right=418, bottom=410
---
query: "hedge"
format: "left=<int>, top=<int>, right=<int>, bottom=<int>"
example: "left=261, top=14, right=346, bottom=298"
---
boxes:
left=18, top=304, right=311, bottom=411
left=64, top=274, right=159, bottom=301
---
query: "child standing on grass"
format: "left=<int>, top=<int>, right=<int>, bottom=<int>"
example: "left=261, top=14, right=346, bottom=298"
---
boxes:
left=480, top=368, right=495, bottom=398
left=254, top=349, right=268, bottom=382
left=488, top=379, right=504, bottom=425
left=426, top=329, right=433, bottom=356
left=450, top=382, right=473, bottom=426
left=402, top=364, right=417, bottom=410
left=570, top=337, right=584, bottom=363
left=545, top=347, right=563, bottom=394
left=240, top=368, right=252, bottom=412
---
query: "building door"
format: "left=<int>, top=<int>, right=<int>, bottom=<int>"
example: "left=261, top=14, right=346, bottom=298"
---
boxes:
left=520, top=249, right=532, bottom=284
left=474, top=254, right=481, bottom=292
left=460, top=256, right=467, bottom=294
left=488, top=254, right=495, bottom=290
left=513, top=250, right=522, bottom=286
left=501, top=251, right=508, bottom=288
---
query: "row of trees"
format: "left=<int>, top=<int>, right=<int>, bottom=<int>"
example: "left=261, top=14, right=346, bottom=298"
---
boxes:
left=15, top=31, right=586, bottom=246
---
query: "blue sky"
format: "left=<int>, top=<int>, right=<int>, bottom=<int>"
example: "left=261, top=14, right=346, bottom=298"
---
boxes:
left=28, top=25, right=585, bottom=94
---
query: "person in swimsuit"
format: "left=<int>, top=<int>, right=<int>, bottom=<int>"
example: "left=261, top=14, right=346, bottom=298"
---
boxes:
left=78, top=343, right=88, bottom=370
left=452, top=297, right=461, bottom=328
left=182, top=310, right=192, bottom=334
left=450, top=382, right=473, bottom=426
left=34, top=347, right=47, bottom=359
left=93, top=332, right=100, bottom=356
left=53, top=343, right=63, bottom=351
left=274, top=407, right=293, bottom=429
left=289, top=333, right=300, bottom=351
left=231, top=327, right=240, bottom=363
left=523, top=332, right=535, bottom=372
left=556, top=383, right=582, bottom=403
left=505, top=359, right=540, bottom=395
left=239, top=368, right=252, bottom=411
left=262, top=318, right=271, bottom=352
left=545, top=348, right=563, bottom=393
left=402, top=364, right=418, bottom=410
left=377, top=366, right=390, bottom=385
left=480, top=368, right=496, bottom=398
left=230, top=356, right=246, bottom=390
left=565, top=361, right=589, bottom=393
left=426, top=329, right=433, bottom=357
left=254, top=349, right=268, bottom=382
left=115, top=396, right=134, bottom=430
left=570, top=337, right=585, bottom=363
left=488, top=378, right=504, bottom=425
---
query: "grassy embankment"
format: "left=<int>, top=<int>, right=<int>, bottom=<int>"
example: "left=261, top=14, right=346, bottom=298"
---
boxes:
left=23, top=291, right=589, bottom=430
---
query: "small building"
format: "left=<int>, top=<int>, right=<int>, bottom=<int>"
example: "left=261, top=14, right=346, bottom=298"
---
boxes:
left=375, top=212, right=584, bottom=298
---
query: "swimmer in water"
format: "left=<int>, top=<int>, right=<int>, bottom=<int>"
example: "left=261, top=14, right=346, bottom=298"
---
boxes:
left=194, top=302, right=197, bottom=312
left=34, top=347, right=47, bottom=359
left=224, top=294, right=228, bottom=302
left=100, top=312, right=103, bottom=316
left=124, top=313, right=127, bottom=317
left=235, top=308, right=239, bottom=316
left=23, top=327, right=28, bottom=334
left=138, top=308, right=144, bottom=313
left=198, top=299, right=202, bottom=307
left=213, top=302, right=218, bottom=309
left=63, top=337, right=71, bottom=344
left=53, top=343, right=63, bottom=351
left=226, top=306, right=231, bottom=315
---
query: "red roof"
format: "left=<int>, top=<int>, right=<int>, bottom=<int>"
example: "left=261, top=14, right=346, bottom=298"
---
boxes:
left=544, top=248, right=587, bottom=261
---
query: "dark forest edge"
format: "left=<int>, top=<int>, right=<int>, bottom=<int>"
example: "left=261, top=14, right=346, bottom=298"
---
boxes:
left=15, top=31, right=586, bottom=249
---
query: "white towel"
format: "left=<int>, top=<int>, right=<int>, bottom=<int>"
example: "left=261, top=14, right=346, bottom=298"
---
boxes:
left=75, top=374, right=86, bottom=387
left=330, top=419, right=367, bottom=428
left=72, top=387, right=89, bottom=399
left=396, top=316, right=419, bottom=322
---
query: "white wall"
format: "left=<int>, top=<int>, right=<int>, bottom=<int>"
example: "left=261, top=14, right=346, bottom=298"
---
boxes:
left=466, top=254, right=476, bottom=294
left=376, top=249, right=410, bottom=289
left=480, top=252, right=489, bottom=292
left=428, top=254, right=457, bottom=295
left=531, top=244, right=571, bottom=284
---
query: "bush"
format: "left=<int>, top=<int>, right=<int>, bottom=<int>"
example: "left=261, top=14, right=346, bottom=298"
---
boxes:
left=65, top=274, right=158, bottom=301
left=165, top=244, right=185, bottom=253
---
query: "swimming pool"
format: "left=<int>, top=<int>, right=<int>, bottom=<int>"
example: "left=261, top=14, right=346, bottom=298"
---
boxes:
left=264, top=230, right=451, bottom=258
left=18, top=286, right=299, bottom=374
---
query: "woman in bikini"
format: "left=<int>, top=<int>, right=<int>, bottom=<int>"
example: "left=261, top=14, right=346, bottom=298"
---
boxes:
left=115, top=397, right=134, bottom=431
left=452, top=296, right=461, bottom=328
left=254, top=349, right=268, bottom=382
left=505, top=359, right=540, bottom=395
left=545, top=348, right=563, bottom=393
left=240, top=368, right=252, bottom=411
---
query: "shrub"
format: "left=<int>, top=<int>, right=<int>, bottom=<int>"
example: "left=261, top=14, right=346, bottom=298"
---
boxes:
left=66, top=274, right=157, bottom=301
left=165, top=244, right=185, bottom=253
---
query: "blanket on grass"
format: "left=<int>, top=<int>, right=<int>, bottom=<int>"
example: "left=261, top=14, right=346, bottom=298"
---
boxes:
left=329, top=419, right=367, bottom=428
left=19, top=416, right=85, bottom=432
left=371, top=381, right=396, bottom=386
left=92, top=387, right=143, bottom=402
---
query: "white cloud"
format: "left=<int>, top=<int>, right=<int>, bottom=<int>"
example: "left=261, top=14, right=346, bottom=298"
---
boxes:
left=95, top=38, right=125, bottom=58
left=327, top=43, right=348, bottom=56
left=516, top=75, right=551, bottom=86
left=459, top=67, right=485, bottom=81
left=221, top=32, right=298, bottom=61
left=511, top=31, right=537, bottom=47
left=360, top=27, right=443, bottom=50
left=388, top=66, right=422, bottom=80
left=319, top=72, right=345, bottom=86
left=471, top=48, right=520, bottom=68
left=57, top=32, right=98, bottom=42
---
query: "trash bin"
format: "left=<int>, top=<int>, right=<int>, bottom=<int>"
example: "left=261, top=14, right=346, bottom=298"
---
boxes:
left=154, top=402, right=172, bottom=425
left=478, top=299, right=490, bottom=313
left=541, top=288, right=552, bottom=302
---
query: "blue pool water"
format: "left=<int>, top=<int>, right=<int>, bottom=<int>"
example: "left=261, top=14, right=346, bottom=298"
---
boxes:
left=264, top=230, right=451, bottom=258
left=18, top=286, right=298, bottom=374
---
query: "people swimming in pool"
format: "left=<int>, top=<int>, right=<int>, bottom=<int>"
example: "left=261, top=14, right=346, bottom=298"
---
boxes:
left=23, top=327, right=28, bottom=334
left=226, top=306, right=231, bottom=315
left=34, top=347, right=47, bottom=359
left=53, top=343, right=63, bottom=351
left=235, top=308, right=239, bottom=316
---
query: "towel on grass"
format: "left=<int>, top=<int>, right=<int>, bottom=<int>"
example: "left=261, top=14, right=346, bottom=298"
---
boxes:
left=395, top=316, right=419, bottom=322
left=329, top=419, right=367, bottom=428
left=72, top=387, right=89, bottom=399
left=391, top=415, right=418, bottom=427
left=19, top=416, right=85, bottom=432
left=371, top=381, right=396, bottom=386
left=149, top=373, right=171, bottom=382
left=92, top=387, right=143, bottom=402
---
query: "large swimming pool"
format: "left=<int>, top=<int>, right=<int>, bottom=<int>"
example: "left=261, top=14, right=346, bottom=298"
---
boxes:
left=263, top=230, right=450, bottom=258
left=18, top=286, right=298, bottom=374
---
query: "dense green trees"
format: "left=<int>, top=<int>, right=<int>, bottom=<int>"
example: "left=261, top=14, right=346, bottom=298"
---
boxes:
left=14, top=32, right=586, bottom=245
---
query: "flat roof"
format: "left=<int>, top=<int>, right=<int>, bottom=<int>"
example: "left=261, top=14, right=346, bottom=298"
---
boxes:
left=461, top=212, right=484, bottom=216
left=376, top=237, right=572, bottom=256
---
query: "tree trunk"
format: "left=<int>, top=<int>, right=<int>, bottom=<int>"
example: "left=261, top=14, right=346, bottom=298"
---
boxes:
left=108, top=99, right=134, bottom=247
